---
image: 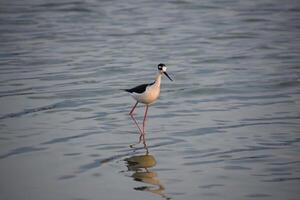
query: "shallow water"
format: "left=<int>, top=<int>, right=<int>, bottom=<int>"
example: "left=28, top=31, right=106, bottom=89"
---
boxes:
left=0, top=0, right=300, bottom=199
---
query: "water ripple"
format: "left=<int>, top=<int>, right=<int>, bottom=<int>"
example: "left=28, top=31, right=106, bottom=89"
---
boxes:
left=1, top=0, right=300, bottom=199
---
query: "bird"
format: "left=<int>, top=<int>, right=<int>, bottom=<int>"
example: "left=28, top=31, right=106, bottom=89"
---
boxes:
left=123, top=63, right=173, bottom=134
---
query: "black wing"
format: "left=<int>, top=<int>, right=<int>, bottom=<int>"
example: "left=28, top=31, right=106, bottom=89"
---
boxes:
left=124, top=81, right=155, bottom=94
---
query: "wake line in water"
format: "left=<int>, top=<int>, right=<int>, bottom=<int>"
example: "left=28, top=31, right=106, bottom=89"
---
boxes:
left=0, top=100, right=82, bottom=120
left=0, top=104, right=57, bottom=120
left=0, top=146, right=48, bottom=159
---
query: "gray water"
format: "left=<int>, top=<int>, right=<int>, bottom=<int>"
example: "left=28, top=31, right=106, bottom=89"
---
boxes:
left=1, top=0, right=300, bottom=199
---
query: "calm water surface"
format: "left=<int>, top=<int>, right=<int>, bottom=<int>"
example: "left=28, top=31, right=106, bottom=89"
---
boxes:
left=0, top=0, right=300, bottom=199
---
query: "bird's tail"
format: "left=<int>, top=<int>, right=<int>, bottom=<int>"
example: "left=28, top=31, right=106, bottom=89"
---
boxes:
left=120, top=89, right=130, bottom=92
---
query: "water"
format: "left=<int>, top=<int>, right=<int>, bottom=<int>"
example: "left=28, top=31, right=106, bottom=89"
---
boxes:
left=0, top=0, right=300, bottom=199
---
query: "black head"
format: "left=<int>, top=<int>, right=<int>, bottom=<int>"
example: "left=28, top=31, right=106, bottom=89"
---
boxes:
left=157, top=63, right=173, bottom=81
left=158, top=63, right=166, bottom=71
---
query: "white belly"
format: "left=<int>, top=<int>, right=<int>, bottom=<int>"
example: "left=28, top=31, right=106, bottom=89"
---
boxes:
left=132, top=85, right=160, bottom=105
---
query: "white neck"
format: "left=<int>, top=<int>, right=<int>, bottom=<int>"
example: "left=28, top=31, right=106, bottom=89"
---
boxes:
left=154, top=73, right=162, bottom=87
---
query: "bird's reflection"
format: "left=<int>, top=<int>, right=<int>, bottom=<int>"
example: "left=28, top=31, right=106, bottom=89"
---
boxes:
left=125, top=138, right=171, bottom=200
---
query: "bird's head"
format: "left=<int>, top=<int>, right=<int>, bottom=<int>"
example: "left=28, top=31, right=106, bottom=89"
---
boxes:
left=157, top=63, right=173, bottom=81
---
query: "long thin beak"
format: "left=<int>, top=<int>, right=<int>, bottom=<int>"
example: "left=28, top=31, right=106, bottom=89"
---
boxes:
left=163, top=72, right=173, bottom=81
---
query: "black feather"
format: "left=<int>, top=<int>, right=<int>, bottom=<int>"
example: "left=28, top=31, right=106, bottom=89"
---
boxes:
left=124, top=81, right=155, bottom=94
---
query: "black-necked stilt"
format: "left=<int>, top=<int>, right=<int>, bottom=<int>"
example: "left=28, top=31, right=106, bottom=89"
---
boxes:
left=123, top=63, right=173, bottom=134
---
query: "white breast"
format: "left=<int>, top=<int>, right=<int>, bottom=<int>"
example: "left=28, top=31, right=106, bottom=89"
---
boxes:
left=132, top=84, right=160, bottom=105
left=131, top=73, right=162, bottom=105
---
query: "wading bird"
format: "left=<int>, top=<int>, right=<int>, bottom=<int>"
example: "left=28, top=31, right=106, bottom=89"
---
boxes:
left=123, top=63, right=173, bottom=134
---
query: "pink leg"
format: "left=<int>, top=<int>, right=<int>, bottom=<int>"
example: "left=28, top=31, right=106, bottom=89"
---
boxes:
left=129, top=114, right=144, bottom=147
left=129, top=101, right=138, bottom=115
left=142, top=105, right=149, bottom=134
left=130, top=114, right=143, bottom=135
